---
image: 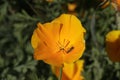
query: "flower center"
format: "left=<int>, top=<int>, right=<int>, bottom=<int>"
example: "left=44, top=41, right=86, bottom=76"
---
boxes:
left=57, top=39, right=74, bottom=53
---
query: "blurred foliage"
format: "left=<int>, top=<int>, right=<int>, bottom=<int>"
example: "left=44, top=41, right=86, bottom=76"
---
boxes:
left=0, top=0, right=120, bottom=80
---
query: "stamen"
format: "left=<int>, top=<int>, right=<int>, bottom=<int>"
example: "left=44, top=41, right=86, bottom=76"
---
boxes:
left=58, top=41, right=63, bottom=47
left=64, top=40, right=70, bottom=48
left=63, top=39, right=65, bottom=46
left=58, top=23, right=63, bottom=41
left=43, top=41, right=47, bottom=47
left=57, top=39, right=71, bottom=54
left=66, top=46, right=74, bottom=53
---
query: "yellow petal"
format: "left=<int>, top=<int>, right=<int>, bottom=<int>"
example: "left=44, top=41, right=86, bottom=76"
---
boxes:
left=32, top=23, right=62, bottom=64
left=43, top=22, right=62, bottom=42
left=64, top=34, right=85, bottom=63
left=51, top=60, right=84, bottom=80
left=67, top=3, right=77, bottom=11
left=37, top=23, right=58, bottom=53
left=31, top=29, right=41, bottom=49
left=72, top=60, right=84, bottom=80
left=52, top=14, right=86, bottom=45
left=106, top=30, right=120, bottom=42
left=34, top=48, right=64, bottom=66
left=63, top=63, right=74, bottom=79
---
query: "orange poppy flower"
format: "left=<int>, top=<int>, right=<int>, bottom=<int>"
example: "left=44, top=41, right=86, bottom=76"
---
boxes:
left=112, top=0, right=120, bottom=11
left=46, top=0, right=53, bottom=2
left=100, top=0, right=110, bottom=9
left=51, top=60, right=84, bottom=80
left=31, top=14, right=86, bottom=66
left=106, top=30, right=120, bottom=61
left=67, top=2, right=78, bottom=16
left=67, top=3, right=77, bottom=12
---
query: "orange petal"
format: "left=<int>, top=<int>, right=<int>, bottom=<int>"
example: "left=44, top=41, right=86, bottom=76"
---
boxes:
left=63, top=63, right=74, bottom=79
left=51, top=60, right=84, bottom=80
left=43, top=22, right=63, bottom=42
left=52, top=14, right=86, bottom=45
left=64, top=35, right=85, bottom=63
left=67, top=3, right=77, bottom=11
left=31, top=29, right=41, bottom=49
left=43, top=51, right=64, bottom=66
left=72, top=60, right=84, bottom=80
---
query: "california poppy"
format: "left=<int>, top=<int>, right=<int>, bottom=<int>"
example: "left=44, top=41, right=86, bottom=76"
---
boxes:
left=31, top=14, right=86, bottom=66
left=46, top=0, right=53, bottom=3
left=51, top=60, right=84, bottom=80
left=67, top=2, right=78, bottom=16
left=106, top=30, right=120, bottom=61
left=100, top=0, right=110, bottom=9
left=112, top=0, right=120, bottom=11
left=67, top=2, right=77, bottom=12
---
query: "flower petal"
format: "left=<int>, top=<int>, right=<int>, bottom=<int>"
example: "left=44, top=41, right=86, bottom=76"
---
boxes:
left=31, top=30, right=41, bottom=49
left=51, top=60, right=84, bottom=80
left=72, top=60, right=84, bottom=80
left=64, top=34, right=85, bottom=63
left=43, top=22, right=63, bottom=42
left=52, top=14, right=86, bottom=45
left=63, top=63, right=74, bottom=79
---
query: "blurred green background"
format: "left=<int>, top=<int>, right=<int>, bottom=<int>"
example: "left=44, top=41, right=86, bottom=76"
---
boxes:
left=0, top=0, right=120, bottom=80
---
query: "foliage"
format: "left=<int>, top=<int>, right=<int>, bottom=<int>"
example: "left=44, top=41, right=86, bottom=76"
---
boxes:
left=0, top=0, right=120, bottom=80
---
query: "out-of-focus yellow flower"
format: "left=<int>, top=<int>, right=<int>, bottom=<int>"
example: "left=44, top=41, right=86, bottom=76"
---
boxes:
left=46, top=0, right=53, bottom=2
left=112, top=0, right=120, bottom=11
left=67, top=3, right=77, bottom=12
left=100, top=0, right=110, bottom=9
left=51, top=60, right=84, bottom=80
left=106, top=30, right=120, bottom=61
left=31, top=14, right=86, bottom=66
left=67, top=2, right=78, bottom=16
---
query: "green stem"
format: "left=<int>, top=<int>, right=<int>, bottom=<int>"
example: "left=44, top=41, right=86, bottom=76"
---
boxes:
left=58, top=67, right=63, bottom=80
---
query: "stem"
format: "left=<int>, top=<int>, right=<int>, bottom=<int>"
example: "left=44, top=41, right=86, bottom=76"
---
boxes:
left=90, top=13, right=98, bottom=48
left=25, top=0, right=40, bottom=17
left=58, top=67, right=63, bottom=80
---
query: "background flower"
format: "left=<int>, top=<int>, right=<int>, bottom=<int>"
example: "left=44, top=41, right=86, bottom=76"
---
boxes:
left=106, top=30, right=120, bottom=61
left=67, top=2, right=78, bottom=16
left=51, top=60, right=84, bottom=80
left=112, top=0, right=120, bottom=11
